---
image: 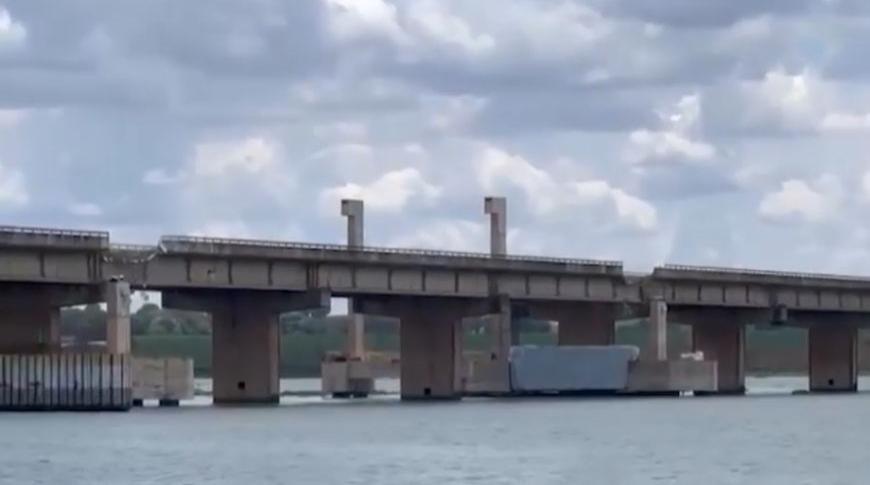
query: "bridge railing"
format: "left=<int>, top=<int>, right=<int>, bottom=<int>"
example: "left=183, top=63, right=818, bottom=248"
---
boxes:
left=0, top=225, right=109, bottom=239
left=658, top=264, right=870, bottom=282
left=158, top=235, right=623, bottom=268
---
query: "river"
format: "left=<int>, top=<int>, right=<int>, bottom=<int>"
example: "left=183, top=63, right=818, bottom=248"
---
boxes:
left=2, top=376, right=869, bottom=484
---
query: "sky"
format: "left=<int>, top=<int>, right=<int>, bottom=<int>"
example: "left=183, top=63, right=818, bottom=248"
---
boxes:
left=3, top=0, right=870, bottom=276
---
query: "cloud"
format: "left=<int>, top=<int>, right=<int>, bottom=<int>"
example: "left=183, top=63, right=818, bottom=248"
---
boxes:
left=142, top=168, right=184, bottom=186
left=68, top=202, right=103, bottom=217
left=389, top=219, right=486, bottom=251
left=475, top=145, right=658, bottom=232
left=320, top=167, right=442, bottom=213
left=758, top=175, right=842, bottom=223
left=625, top=94, right=716, bottom=165
left=0, top=162, right=27, bottom=207
left=192, top=137, right=279, bottom=177
left=0, top=6, right=26, bottom=49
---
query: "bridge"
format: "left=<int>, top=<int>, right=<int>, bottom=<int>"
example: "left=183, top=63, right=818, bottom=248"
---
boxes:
left=1, top=197, right=866, bottom=403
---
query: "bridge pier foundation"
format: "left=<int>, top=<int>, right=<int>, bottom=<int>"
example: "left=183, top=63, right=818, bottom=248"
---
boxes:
left=163, top=289, right=329, bottom=405
left=809, top=324, right=857, bottom=393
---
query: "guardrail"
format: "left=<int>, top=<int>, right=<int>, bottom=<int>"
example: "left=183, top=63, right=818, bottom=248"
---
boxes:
left=0, top=225, right=109, bottom=239
left=159, top=235, right=623, bottom=268
left=109, top=244, right=158, bottom=252
left=659, top=264, right=870, bottom=282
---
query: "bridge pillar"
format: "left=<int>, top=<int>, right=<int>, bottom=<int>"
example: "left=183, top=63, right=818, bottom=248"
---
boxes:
left=557, top=303, right=615, bottom=346
left=105, top=280, right=131, bottom=354
left=163, top=289, right=330, bottom=405
left=688, top=309, right=745, bottom=394
left=212, top=305, right=281, bottom=404
left=644, top=299, right=667, bottom=362
left=526, top=302, right=615, bottom=346
left=0, top=307, right=60, bottom=354
left=809, top=324, right=857, bottom=393
left=356, top=297, right=497, bottom=400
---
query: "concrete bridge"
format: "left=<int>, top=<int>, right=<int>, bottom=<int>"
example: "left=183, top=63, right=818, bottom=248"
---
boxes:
left=1, top=197, right=867, bottom=403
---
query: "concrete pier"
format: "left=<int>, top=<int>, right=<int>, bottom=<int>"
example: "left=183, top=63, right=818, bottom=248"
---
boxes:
left=105, top=280, right=132, bottom=355
left=809, top=324, right=857, bottom=393
left=692, top=314, right=745, bottom=394
left=400, top=307, right=463, bottom=400
left=163, top=289, right=329, bottom=404
left=644, top=299, right=668, bottom=362
left=357, top=297, right=497, bottom=400
left=556, top=303, right=615, bottom=346
left=212, top=307, right=280, bottom=404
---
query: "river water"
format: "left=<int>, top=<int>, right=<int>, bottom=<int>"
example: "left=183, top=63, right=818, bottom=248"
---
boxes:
left=2, top=377, right=869, bottom=484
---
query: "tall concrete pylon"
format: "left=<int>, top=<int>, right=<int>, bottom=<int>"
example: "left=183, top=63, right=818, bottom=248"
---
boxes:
left=484, top=196, right=507, bottom=257
left=341, top=199, right=365, bottom=359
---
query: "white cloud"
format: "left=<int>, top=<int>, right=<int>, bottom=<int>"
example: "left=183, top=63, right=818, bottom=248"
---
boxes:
left=758, top=175, right=842, bottom=223
left=320, top=167, right=442, bottom=213
left=142, top=168, right=184, bottom=185
left=475, top=145, right=658, bottom=231
left=0, top=163, right=27, bottom=207
left=68, top=202, right=103, bottom=217
left=0, top=6, right=26, bottom=49
left=406, top=1, right=496, bottom=56
left=626, top=94, right=716, bottom=164
left=323, top=0, right=407, bottom=45
left=737, top=68, right=870, bottom=134
left=819, top=112, right=870, bottom=132
left=389, top=219, right=486, bottom=252
left=192, top=137, right=279, bottom=177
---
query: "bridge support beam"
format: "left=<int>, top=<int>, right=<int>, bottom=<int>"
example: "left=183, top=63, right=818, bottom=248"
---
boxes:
left=672, top=307, right=752, bottom=394
left=808, top=324, right=857, bottom=393
left=164, top=289, right=329, bottom=405
left=356, top=297, right=498, bottom=400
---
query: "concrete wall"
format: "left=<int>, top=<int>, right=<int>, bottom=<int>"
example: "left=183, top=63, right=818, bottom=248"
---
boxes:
left=0, top=353, right=131, bottom=411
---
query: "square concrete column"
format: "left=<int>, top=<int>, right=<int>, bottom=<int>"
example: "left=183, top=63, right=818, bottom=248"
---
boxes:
left=692, top=316, right=745, bottom=394
left=399, top=307, right=464, bottom=400
left=644, top=299, right=668, bottom=362
left=484, top=196, right=507, bottom=257
left=557, top=303, right=615, bottom=346
left=105, top=280, right=132, bottom=355
left=212, top=306, right=281, bottom=404
left=0, top=307, right=60, bottom=353
left=346, top=313, right=366, bottom=360
left=809, top=325, right=857, bottom=393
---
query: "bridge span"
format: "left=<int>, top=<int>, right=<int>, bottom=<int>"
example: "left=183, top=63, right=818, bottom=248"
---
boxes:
left=1, top=197, right=867, bottom=402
